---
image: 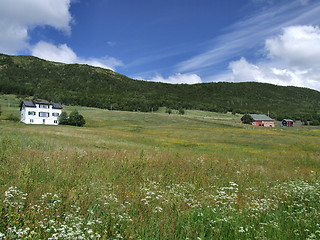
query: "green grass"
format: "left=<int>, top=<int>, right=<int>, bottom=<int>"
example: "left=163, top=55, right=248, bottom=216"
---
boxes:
left=0, top=94, right=320, bottom=239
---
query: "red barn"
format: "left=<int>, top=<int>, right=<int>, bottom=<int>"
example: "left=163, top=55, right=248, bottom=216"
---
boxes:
left=242, top=114, right=275, bottom=127
left=282, top=119, right=294, bottom=127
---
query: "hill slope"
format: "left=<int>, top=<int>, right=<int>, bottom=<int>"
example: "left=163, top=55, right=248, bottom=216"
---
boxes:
left=1, top=53, right=320, bottom=119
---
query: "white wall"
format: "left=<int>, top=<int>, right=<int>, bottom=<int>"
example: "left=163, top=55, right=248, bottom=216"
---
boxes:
left=21, top=104, right=62, bottom=125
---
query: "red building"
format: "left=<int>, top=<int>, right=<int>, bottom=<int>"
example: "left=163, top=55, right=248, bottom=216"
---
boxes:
left=282, top=119, right=294, bottom=127
left=242, top=114, right=275, bottom=127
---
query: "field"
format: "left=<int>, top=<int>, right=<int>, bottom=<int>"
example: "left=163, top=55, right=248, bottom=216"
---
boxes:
left=0, top=94, right=320, bottom=239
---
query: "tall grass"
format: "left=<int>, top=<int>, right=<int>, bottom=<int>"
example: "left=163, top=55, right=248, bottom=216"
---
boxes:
left=0, top=94, right=320, bottom=239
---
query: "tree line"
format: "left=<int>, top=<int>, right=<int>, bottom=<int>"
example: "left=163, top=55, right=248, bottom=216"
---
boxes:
left=1, top=53, right=320, bottom=122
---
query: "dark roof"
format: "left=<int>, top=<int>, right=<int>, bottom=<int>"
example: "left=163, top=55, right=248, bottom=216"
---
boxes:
left=20, top=100, right=36, bottom=110
left=34, top=101, right=51, bottom=105
left=52, top=102, right=62, bottom=109
left=22, top=100, right=36, bottom=107
left=20, top=100, right=62, bottom=110
left=249, top=114, right=274, bottom=121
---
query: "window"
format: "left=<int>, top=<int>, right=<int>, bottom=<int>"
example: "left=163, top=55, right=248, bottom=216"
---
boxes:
left=39, top=112, right=49, bottom=117
left=52, top=112, right=60, bottom=117
left=39, top=104, right=49, bottom=109
left=54, top=120, right=58, bottom=124
left=30, top=119, right=34, bottom=123
left=43, top=119, right=45, bottom=124
left=28, top=111, right=36, bottom=115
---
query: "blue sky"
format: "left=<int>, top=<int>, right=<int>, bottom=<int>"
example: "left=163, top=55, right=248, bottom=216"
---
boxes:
left=1, top=0, right=320, bottom=90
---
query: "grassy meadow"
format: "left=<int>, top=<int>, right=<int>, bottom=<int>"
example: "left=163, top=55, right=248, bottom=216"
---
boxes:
left=0, top=94, right=320, bottom=239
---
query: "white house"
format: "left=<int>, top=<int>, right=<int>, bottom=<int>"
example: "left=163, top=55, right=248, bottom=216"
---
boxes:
left=20, top=100, right=62, bottom=125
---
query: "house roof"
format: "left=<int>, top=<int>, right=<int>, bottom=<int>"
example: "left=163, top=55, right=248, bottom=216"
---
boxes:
left=52, top=102, right=62, bottom=109
left=22, top=100, right=36, bottom=108
left=282, top=119, right=293, bottom=122
left=34, top=101, right=50, bottom=105
left=20, top=100, right=62, bottom=110
left=249, top=114, right=274, bottom=121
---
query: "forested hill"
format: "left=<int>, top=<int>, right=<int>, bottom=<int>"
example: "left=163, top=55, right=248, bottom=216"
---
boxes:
left=1, top=53, right=320, bottom=120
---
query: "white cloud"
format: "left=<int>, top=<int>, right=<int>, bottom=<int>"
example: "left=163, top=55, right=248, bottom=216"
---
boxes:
left=0, top=0, right=124, bottom=71
left=176, top=0, right=320, bottom=75
left=85, top=57, right=123, bottom=71
left=32, top=41, right=77, bottom=63
left=228, top=57, right=305, bottom=87
left=0, top=0, right=72, bottom=54
left=226, top=25, right=320, bottom=91
left=148, top=73, right=202, bottom=84
left=229, top=58, right=263, bottom=82
left=31, top=41, right=123, bottom=71
left=0, top=21, right=29, bottom=54
left=265, top=25, right=320, bottom=68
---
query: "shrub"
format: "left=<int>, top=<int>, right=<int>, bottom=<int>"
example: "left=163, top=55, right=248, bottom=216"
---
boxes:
left=58, top=110, right=85, bottom=127
left=178, top=108, right=185, bottom=115
left=310, top=120, right=320, bottom=126
left=58, top=112, right=69, bottom=125
left=6, top=114, right=19, bottom=122
left=68, top=110, right=86, bottom=127
left=241, top=114, right=254, bottom=124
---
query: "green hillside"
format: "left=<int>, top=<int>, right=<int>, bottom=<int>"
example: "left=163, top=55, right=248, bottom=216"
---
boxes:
left=1, top=53, right=320, bottom=120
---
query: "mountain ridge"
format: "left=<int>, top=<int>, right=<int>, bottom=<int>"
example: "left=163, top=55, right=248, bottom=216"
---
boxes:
left=1, top=53, right=320, bottom=120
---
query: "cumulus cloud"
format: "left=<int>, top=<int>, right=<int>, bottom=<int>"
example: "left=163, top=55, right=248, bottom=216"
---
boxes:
left=0, top=0, right=72, bottom=54
left=32, top=41, right=123, bottom=71
left=148, top=73, right=202, bottom=84
left=0, top=21, right=29, bottom=54
left=0, top=0, right=124, bottom=71
left=227, top=25, right=320, bottom=91
left=228, top=57, right=306, bottom=87
left=266, top=25, right=320, bottom=68
left=32, top=41, right=77, bottom=63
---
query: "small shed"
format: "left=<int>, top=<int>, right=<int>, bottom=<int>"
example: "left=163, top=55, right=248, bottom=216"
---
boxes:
left=282, top=119, right=294, bottom=127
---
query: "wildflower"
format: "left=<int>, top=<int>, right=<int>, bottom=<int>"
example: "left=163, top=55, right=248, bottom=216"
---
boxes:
left=153, top=206, right=163, bottom=213
left=238, top=226, right=248, bottom=233
left=116, top=233, right=123, bottom=238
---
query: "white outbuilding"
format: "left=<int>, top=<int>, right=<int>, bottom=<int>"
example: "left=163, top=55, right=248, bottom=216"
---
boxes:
left=20, top=100, right=62, bottom=125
